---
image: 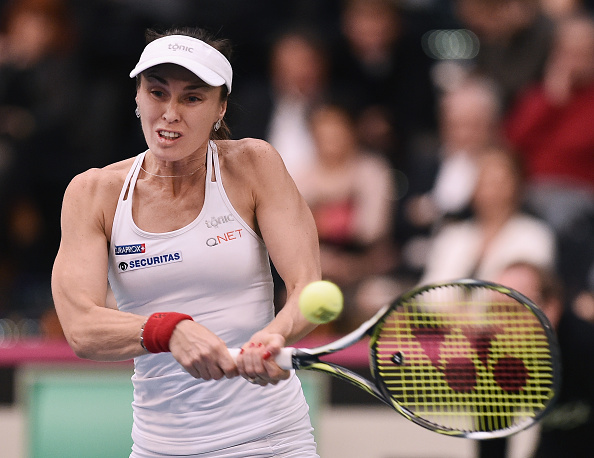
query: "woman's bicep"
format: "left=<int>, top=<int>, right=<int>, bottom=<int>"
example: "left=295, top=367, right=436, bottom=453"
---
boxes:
left=51, top=176, right=111, bottom=343
left=265, top=194, right=320, bottom=288
left=257, top=179, right=321, bottom=343
left=52, top=175, right=147, bottom=360
left=253, top=150, right=320, bottom=291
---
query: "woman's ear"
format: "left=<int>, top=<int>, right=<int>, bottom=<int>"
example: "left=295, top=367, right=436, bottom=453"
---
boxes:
left=219, top=99, right=228, bottom=119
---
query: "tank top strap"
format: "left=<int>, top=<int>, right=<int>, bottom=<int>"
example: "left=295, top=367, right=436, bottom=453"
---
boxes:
left=119, top=151, right=146, bottom=203
left=211, top=140, right=227, bottom=187
left=110, top=151, right=145, bottom=243
left=206, top=140, right=215, bottom=183
left=127, top=151, right=146, bottom=201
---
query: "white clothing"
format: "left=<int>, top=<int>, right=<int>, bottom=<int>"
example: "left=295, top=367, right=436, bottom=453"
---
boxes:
left=130, top=410, right=317, bottom=457
left=421, top=214, right=556, bottom=284
left=266, top=96, right=315, bottom=178
left=107, top=142, right=315, bottom=456
left=431, top=150, right=478, bottom=214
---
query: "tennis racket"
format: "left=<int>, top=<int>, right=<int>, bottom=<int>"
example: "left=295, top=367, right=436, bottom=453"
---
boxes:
left=231, top=279, right=561, bottom=439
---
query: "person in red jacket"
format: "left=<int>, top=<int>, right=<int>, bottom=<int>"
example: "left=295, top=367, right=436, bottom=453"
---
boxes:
left=504, top=12, right=594, bottom=301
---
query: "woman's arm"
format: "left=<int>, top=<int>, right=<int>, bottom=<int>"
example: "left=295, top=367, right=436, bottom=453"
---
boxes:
left=228, top=140, right=322, bottom=382
left=52, top=169, right=238, bottom=379
left=253, top=141, right=321, bottom=344
left=51, top=170, right=147, bottom=361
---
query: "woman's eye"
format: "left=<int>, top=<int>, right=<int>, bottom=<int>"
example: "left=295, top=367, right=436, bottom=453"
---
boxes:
left=151, top=90, right=164, bottom=97
left=187, top=96, right=201, bottom=103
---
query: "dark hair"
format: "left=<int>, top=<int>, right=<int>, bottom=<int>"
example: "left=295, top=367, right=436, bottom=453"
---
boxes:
left=145, top=27, right=233, bottom=62
left=137, top=27, right=233, bottom=140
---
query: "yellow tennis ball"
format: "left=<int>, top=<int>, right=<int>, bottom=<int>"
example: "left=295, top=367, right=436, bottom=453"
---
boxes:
left=299, top=281, right=344, bottom=324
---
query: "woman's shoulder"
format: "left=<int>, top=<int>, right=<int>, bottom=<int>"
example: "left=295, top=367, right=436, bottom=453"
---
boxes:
left=65, top=157, right=136, bottom=202
left=216, top=138, right=285, bottom=174
left=58, top=157, right=138, bottom=236
left=217, top=138, right=279, bottom=160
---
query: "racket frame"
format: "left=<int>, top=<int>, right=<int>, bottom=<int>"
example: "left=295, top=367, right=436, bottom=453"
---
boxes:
left=286, top=278, right=561, bottom=439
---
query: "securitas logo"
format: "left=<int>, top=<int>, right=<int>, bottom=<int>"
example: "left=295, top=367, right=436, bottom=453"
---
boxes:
left=115, top=244, right=145, bottom=256
left=118, top=251, right=182, bottom=273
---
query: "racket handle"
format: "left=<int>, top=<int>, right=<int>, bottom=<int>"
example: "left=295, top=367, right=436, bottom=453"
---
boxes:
left=228, top=347, right=294, bottom=370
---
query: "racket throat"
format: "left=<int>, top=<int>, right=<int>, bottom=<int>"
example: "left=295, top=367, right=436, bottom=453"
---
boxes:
left=291, top=349, right=320, bottom=369
left=391, top=351, right=405, bottom=366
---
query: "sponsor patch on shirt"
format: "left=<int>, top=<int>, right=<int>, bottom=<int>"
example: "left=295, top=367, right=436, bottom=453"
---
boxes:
left=115, top=243, right=146, bottom=255
left=118, top=251, right=182, bottom=273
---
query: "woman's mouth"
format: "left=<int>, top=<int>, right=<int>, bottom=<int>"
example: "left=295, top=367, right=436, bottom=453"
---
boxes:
left=158, top=130, right=181, bottom=140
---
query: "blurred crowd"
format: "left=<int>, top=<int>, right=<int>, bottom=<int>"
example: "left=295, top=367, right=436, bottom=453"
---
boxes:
left=0, top=0, right=593, bottom=341
left=1, top=0, right=594, bottom=455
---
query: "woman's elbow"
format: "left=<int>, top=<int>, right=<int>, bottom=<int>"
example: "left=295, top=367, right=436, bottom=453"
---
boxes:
left=66, top=333, right=88, bottom=359
left=62, top=324, right=94, bottom=360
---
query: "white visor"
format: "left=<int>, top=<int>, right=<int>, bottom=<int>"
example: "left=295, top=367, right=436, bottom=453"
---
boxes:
left=129, top=35, right=232, bottom=93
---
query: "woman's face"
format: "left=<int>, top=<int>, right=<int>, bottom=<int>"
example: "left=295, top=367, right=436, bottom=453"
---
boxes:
left=440, top=86, right=498, bottom=154
left=310, top=107, right=357, bottom=166
left=136, top=64, right=226, bottom=162
left=472, top=150, right=520, bottom=215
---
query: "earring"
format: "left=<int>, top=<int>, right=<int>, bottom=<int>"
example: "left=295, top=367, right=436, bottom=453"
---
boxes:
left=214, top=119, right=222, bottom=131
left=135, top=107, right=141, bottom=118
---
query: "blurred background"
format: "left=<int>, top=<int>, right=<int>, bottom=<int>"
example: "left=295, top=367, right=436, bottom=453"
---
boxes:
left=0, top=0, right=593, bottom=457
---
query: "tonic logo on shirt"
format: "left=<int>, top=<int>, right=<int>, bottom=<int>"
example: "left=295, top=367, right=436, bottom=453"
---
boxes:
left=118, top=251, right=182, bottom=273
left=205, top=214, right=235, bottom=229
left=115, top=243, right=146, bottom=255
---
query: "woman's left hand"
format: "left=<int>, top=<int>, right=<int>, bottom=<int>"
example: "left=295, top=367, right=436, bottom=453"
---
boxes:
left=236, top=332, right=290, bottom=386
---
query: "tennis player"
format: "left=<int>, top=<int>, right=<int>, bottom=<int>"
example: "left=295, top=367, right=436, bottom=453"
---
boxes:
left=51, top=27, right=321, bottom=457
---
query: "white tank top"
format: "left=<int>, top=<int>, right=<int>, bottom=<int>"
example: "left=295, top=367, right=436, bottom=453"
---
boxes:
left=107, top=142, right=309, bottom=454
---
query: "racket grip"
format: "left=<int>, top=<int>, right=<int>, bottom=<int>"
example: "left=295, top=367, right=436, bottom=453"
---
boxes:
left=228, top=347, right=294, bottom=370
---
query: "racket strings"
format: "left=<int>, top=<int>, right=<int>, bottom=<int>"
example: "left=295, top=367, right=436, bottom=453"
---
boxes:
left=373, top=284, right=556, bottom=433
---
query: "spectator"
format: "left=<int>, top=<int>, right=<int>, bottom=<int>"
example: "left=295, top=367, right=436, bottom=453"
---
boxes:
left=0, top=0, right=81, bottom=319
left=453, top=0, right=555, bottom=112
left=294, top=103, right=398, bottom=332
left=229, top=28, right=330, bottom=178
left=486, top=261, right=594, bottom=458
left=402, top=75, right=504, bottom=249
left=0, top=0, right=82, bottom=181
left=331, top=0, right=437, bottom=170
left=540, top=0, right=594, bottom=18
left=504, top=12, right=594, bottom=300
left=420, top=146, right=556, bottom=285
left=573, top=288, right=594, bottom=324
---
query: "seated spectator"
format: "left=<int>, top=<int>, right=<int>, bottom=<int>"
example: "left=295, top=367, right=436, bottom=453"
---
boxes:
left=540, top=0, right=592, bottom=18
left=504, top=12, right=594, bottom=300
left=229, top=28, right=330, bottom=179
left=573, top=288, right=594, bottom=324
left=0, top=0, right=81, bottom=321
left=453, top=0, right=554, bottom=112
left=331, top=0, right=437, bottom=170
left=294, top=103, right=399, bottom=332
left=420, top=146, right=556, bottom=285
left=484, top=261, right=594, bottom=458
left=404, top=75, right=503, bottom=236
